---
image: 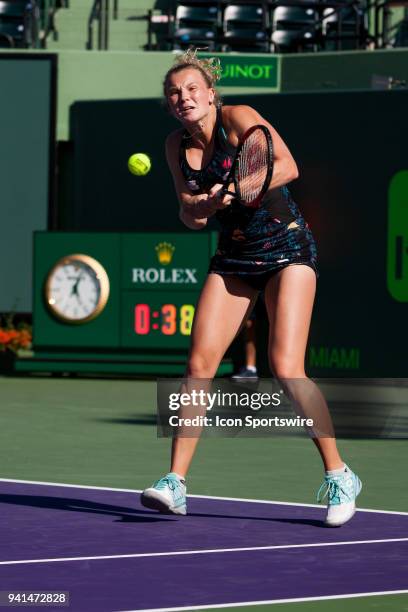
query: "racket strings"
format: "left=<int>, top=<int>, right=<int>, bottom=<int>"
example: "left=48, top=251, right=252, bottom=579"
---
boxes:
left=237, top=131, right=270, bottom=204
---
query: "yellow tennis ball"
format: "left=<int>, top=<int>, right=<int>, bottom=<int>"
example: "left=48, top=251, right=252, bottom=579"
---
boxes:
left=128, top=153, right=151, bottom=176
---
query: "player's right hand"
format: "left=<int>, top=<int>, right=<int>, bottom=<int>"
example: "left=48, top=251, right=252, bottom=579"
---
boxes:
left=207, top=184, right=234, bottom=209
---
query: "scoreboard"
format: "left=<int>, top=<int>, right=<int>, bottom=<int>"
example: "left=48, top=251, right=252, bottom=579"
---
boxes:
left=120, top=233, right=211, bottom=350
left=122, top=295, right=196, bottom=349
left=17, top=231, right=233, bottom=375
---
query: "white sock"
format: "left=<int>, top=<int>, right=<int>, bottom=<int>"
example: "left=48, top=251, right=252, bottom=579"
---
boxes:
left=246, top=366, right=257, bottom=373
left=326, top=463, right=346, bottom=477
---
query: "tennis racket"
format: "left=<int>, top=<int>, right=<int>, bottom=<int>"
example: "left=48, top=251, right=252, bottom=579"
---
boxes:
left=221, top=124, right=274, bottom=208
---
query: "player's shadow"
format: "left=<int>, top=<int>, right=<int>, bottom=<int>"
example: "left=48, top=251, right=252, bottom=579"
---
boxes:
left=188, top=512, right=326, bottom=528
left=0, top=494, right=175, bottom=523
left=268, top=517, right=328, bottom=528
left=0, top=494, right=328, bottom=527
left=96, top=413, right=157, bottom=426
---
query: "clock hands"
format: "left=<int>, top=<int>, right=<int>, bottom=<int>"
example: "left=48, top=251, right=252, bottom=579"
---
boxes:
left=70, top=272, right=84, bottom=296
left=62, top=272, right=87, bottom=314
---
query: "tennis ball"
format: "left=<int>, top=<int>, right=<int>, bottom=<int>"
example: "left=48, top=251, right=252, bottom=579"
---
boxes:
left=128, top=153, right=151, bottom=176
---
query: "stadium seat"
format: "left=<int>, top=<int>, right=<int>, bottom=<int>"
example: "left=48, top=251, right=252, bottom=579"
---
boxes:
left=0, top=0, right=38, bottom=47
left=222, top=4, right=269, bottom=52
left=322, top=2, right=367, bottom=50
left=392, top=18, right=408, bottom=47
left=173, top=3, right=218, bottom=50
left=0, top=24, right=18, bottom=46
left=271, top=6, right=318, bottom=52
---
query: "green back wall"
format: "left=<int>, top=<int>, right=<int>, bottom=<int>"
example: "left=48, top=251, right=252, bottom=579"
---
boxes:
left=0, top=54, right=56, bottom=312
left=3, top=48, right=408, bottom=142
left=68, top=89, right=408, bottom=376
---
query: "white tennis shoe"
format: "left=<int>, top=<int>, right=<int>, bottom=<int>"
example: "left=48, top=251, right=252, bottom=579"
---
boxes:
left=317, top=464, right=362, bottom=527
left=141, top=473, right=187, bottom=515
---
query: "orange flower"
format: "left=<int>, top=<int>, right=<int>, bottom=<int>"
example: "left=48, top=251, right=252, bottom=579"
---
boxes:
left=17, top=330, right=32, bottom=348
left=0, top=324, right=32, bottom=351
left=0, top=330, right=11, bottom=344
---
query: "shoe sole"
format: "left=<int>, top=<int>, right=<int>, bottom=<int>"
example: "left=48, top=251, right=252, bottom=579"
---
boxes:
left=325, top=506, right=356, bottom=527
left=140, top=490, right=186, bottom=515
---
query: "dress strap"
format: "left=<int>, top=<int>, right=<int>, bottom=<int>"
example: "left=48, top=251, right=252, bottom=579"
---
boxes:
left=215, top=106, right=236, bottom=156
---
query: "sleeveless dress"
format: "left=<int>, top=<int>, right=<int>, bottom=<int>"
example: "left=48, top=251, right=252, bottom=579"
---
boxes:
left=179, top=106, right=318, bottom=291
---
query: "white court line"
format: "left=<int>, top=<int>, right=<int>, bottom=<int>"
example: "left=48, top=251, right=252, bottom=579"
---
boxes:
left=0, top=537, right=407, bottom=567
left=1, top=480, right=407, bottom=611
left=118, top=590, right=408, bottom=612
left=1, top=477, right=408, bottom=516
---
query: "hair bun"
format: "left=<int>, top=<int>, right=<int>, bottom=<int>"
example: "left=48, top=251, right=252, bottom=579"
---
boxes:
left=174, top=47, right=222, bottom=85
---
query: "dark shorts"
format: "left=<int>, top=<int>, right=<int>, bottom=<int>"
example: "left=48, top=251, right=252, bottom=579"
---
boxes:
left=211, top=261, right=317, bottom=292
left=209, top=214, right=318, bottom=291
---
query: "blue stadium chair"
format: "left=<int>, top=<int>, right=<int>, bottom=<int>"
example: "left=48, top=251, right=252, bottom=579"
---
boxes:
left=0, top=22, right=20, bottom=46
left=322, top=2, right=368, bottom=50
left=0, top=0, right=38, bottom=47
left=173, top=3, right=218, bottom=50
left=271, top=6, right=318, bottom=52
left=393, top=18, right=408, bottom=47
left=222, top=4, right=269, bottom=52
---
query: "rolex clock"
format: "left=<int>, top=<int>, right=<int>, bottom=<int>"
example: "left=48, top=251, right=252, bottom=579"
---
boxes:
left=45, top=254, right=110, bottom=324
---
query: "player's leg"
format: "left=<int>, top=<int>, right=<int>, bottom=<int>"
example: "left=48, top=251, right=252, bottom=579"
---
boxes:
left=265, top=264, right=341, bottom=463
left=171, top=274, right=257, bottom=476
left=245, top=319, right=257, bottom=369
left=141, top=273, right=258, bottom=514
left=231, top=313, right=258, bottom=381
left=170, top=274, right=258, bottom=475
left=264, top=264, right=362, bottom=526
left=187, top=273, right=258, bottom=378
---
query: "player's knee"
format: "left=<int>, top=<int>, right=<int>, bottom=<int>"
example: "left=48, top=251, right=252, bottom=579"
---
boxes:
left=187, top=352, right=218, bottom=378
left=269, top=355, right=305, bottom=380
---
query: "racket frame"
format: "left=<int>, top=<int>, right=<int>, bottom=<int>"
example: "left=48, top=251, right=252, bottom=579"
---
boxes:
left=221, top=124, right=274, bottom=208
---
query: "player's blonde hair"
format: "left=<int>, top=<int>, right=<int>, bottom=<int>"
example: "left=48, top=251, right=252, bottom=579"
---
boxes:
left=163, top=48, right=222, bottom=108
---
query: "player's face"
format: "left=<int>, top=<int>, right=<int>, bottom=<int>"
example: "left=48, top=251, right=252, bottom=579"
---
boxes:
left=166, top=68, right=215, bottom=124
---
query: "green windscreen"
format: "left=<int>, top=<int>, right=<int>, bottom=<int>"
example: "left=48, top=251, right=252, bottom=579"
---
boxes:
left=68, top=89, right=407, bottom=375
left=0, top=53, right=56, bottom=312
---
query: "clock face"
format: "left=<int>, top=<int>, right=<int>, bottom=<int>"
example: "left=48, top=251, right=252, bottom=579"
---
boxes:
left=45, top=254, right=110, bottom=323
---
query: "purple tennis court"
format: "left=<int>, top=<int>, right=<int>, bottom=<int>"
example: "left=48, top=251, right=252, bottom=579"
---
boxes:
left=1, top=479, right=407, bottom=611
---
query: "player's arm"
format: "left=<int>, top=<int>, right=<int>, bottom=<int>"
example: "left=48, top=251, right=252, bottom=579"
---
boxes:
left=224, top=105, right=299, bottom=189
left=166, top=131, right=211, bottom=230
left=165, top=132, right=230, bottom=230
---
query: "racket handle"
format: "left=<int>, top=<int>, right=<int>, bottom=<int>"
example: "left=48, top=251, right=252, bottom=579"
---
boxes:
left=220, top=188, right=236, bottom=198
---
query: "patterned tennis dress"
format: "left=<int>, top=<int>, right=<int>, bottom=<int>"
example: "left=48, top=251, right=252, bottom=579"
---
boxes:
left=179, top=106, right=318, bottom=291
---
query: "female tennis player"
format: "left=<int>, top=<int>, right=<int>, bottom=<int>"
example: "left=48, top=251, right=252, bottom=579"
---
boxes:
left=141, top=50, right=361, bottom=527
